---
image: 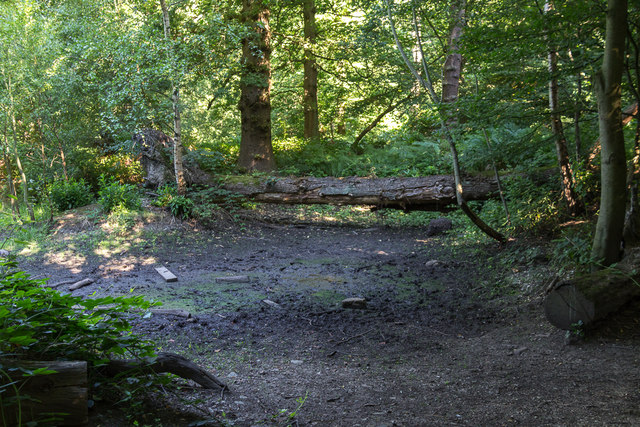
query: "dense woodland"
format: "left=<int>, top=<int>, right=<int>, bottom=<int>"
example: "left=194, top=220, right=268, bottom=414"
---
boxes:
left=1, top=0, right=640, bottom=424
left=1, top=0, right=638, bottom=250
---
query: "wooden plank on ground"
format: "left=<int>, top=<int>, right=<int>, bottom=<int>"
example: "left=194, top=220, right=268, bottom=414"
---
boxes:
left=155, top=266, right=178, bottom=282
left=215, top=275, right=249, bottom=283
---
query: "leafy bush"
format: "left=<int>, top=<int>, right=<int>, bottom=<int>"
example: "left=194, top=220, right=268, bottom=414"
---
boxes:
left=49, top=178, right=94, bottom=211
left=152, top=184, right=178, bottom=208
left=0, top=259, right=160, bottom=407
left=98, top=175, right=141, bottom=213
left=152, top=185, right=194, bottom=219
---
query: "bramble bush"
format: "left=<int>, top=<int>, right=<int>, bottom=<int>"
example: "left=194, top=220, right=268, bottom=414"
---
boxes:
left=49, top=178, right=94, bottom=211
left=98, top=175, right=141, bottom=213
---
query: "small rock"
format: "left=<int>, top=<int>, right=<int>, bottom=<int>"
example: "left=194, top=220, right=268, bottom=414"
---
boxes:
left=426, top=217, right=453, bottom=236
left=291, top=360, right=304, bottom=365
left=425, top=260, right=443, bottom=268
left=227, top=372, right=238, bottom=378
left=513, top=346, right=528, bottom=356
left=342, top=297, right=367, bottom=309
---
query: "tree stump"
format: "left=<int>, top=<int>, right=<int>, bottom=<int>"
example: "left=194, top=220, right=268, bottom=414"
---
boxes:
left=0, top=360, right=88, bottom=426
left=544, top=249, right=640, bottom=330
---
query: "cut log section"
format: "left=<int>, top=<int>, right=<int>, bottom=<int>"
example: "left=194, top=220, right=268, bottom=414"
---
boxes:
left=220, top=175, right=498, bottom=211
left=0, top=360, right=88, bottom=426
left=104, top=352, right=227, bottom=390
left=544, top=250, right=640, bottom=330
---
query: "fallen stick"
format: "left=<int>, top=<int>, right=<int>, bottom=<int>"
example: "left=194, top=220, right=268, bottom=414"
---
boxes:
left=69, top=278, right=94, bottom=291
left=45, top=279, right=77, bottom=288
left=215, top=275, right=250, bottom=283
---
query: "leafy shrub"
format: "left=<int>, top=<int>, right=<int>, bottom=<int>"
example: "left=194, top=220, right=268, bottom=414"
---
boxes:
left=552, top=222, right=594, bottom=273
left=169, top=196, right=194, bottom=219
left=152, top=184, right=178, bottom=208
left=152, top=185, right=194, bottom=219
left=0, top=260, right=159, bottom=405
left=98, top=175, right=141, bottom=213
left=49, top=178, right=94, bottom=211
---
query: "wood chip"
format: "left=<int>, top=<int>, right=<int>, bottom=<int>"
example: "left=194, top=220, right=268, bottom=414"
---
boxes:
left=68, top=278, right=94, bottom=291
left=150, top=308, right=192, bottom=318
left=262, top=299, right=282, bottom=309
left=155, top=266, right=178, bottom=282
left=215, top=275, right=250, bottom=283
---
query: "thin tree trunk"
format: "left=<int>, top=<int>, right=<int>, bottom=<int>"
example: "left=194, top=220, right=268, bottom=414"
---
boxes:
left=575, top=72, right=583, bottom=160
left=160, top=0, right=186, bottom=194
left=303, top=0, right=319, bottom=139
left=545, top=1, right=583, bottom=216
left=351, top=96, right=410, bottom=154
left=591, top=0, right=628, bottom=266
left=4, top=73, right=34, bottom=221
left=238, top=0, right=275, bottom=172
left=441, top=0, right=465, bottom=108
left=2, top=121, right=18, bottom=216
left=385, top=0, right=505, bottom=243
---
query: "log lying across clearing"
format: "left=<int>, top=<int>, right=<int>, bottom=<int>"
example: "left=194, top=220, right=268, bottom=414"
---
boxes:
left=544, top=249, right=640, bottom=330
left=219, top=175, right=498, bottom=211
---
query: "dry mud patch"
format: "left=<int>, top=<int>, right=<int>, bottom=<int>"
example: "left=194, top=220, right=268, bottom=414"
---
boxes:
left=18, top=214, right=640, bottom=426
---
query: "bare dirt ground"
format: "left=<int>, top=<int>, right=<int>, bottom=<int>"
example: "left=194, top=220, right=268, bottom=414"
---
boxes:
left=19, top=205, right=640, bottom=426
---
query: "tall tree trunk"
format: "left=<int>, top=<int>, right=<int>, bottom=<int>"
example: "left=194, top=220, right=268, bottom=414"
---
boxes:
left=592, top=0, right=628, bottom=266
left=159, top=0, right=187, bottom=194
left=545, top=1, right=583, bottom=216
left=303, top=0, right=319, bottom=139
left=238, top=0, right=275, bottom=172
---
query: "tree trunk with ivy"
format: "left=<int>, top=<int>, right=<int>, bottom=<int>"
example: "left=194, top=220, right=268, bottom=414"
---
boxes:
left=238, top=0, right=275, bottom=172
left=303, top=0, right=319, bottom=139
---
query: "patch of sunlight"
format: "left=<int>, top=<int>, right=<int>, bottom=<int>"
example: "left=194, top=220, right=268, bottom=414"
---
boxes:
left=44, top=251, right=87, bottom=274
left=98, top=255, right=156, bottom=275
left=18, top=242, right=42, bottom=256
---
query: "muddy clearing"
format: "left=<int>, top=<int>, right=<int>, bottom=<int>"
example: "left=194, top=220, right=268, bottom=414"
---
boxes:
left=19, top=206, right=640, bottom=426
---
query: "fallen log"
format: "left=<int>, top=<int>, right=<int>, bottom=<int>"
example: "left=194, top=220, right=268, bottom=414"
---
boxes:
left=103, top=352, right=228, bottom=391
left=0, top=360, right=88, bottom=426
left=218, top=175, right=498, bottom=211
left=544, top=249, right=640, bottom=330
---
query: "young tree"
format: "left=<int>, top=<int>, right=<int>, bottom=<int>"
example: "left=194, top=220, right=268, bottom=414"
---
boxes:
left=543, top=0, right=583, bottom=216
left=160, top=0, right=187, bottom=194
left=592, top=0, right=628, bottom=266
left=385, top=0, right=505, bottom=242
left=238, top=0, right=275, bottom=172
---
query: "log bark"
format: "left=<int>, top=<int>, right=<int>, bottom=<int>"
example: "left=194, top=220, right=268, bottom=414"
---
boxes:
left=0, top=360, right=88, bottom=426
left=545, top=249, right=640, bottom=330
left=219, top=175, right=498, bottom=211
left=103, top=352, right=227, bottom=391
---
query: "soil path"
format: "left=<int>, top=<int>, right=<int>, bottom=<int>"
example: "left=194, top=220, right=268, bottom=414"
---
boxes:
left=20, top=214, right=640, bottom=426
